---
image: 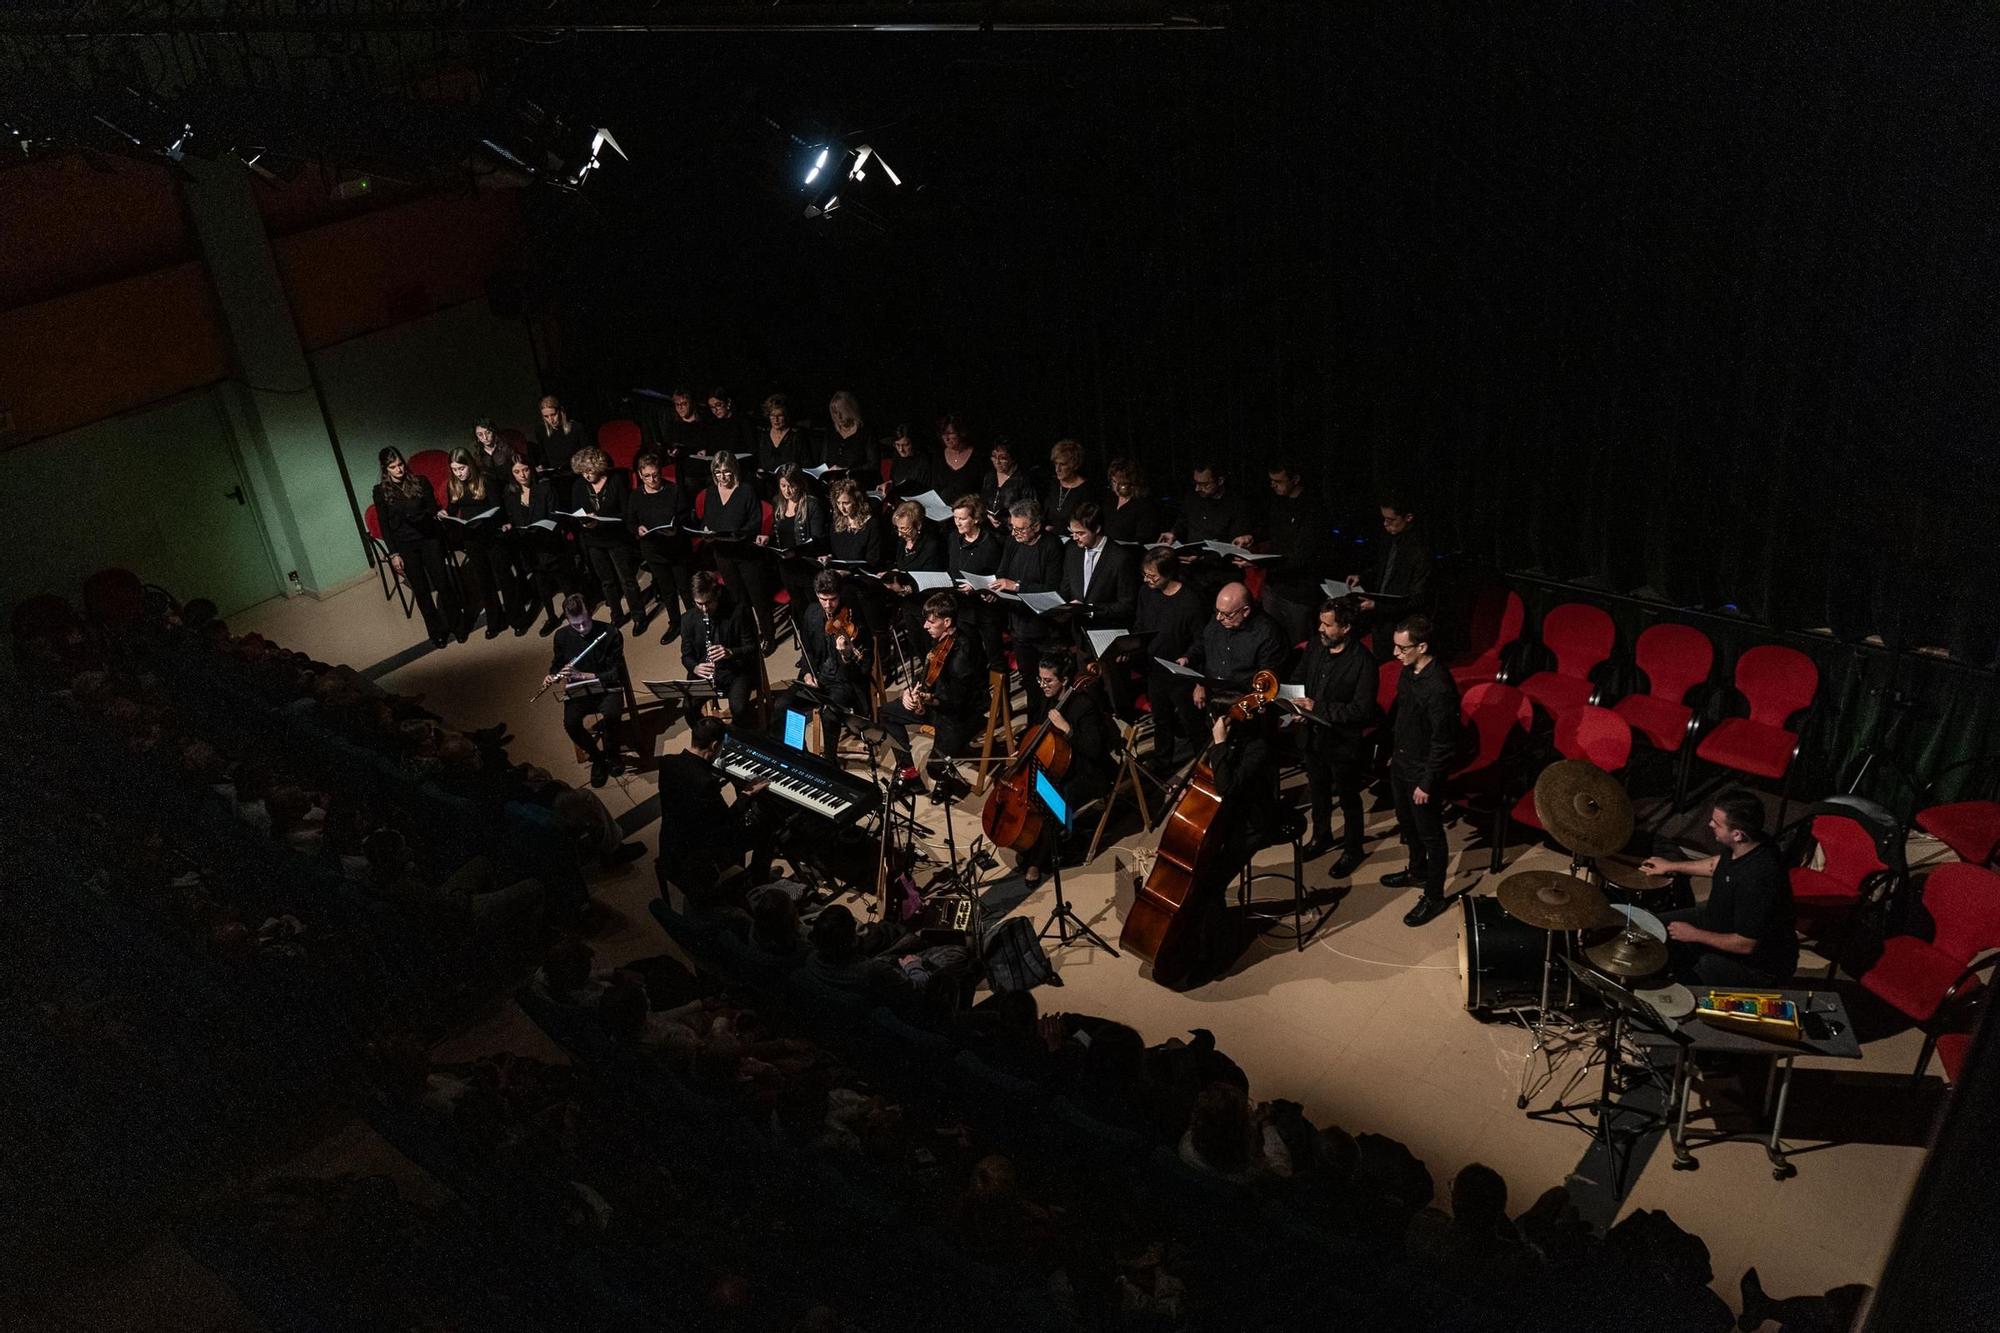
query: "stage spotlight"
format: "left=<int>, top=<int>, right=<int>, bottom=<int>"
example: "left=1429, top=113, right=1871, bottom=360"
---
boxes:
left=847, top=144, right=901, bottom=188
left=569, top=126, right=625, bottom=188
left=804, top=147, right=830, bottom=186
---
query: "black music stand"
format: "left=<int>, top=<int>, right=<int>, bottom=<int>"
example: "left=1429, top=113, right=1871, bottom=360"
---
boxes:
left=1522, top=958, right=1688, bottom=1198
left=1031, top=764, right=1119, bottom=958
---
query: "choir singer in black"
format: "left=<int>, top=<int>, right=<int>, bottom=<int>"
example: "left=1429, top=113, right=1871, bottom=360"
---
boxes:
left=1293, top=597, right=1378, bottom=874
left=1383, top=615, right=1460, bottom=926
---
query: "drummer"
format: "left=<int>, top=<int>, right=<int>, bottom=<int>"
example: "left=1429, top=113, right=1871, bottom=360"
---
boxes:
left=1637, top=790, right=1797, bottom=987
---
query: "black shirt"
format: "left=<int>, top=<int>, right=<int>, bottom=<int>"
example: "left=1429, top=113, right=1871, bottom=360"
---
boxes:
left=1371, top=526, right=1433, bottom=605
left=550, top=617, right=627, bottom=690
left=372, top=477, right=444, bottom=554
left=1135, top=583, right=1210, bottom=663
left=1262, top=490, right=1335, bottom=596
left=1697, top=843, right=1798, bottom=980
left=447, top=485, right=503, bottom=543
left=1296, top=638, right=1379, bottom=756
left=575, top=472, right=635, bottom=548
left=1104, top=494, right=1170, bottom=548
left=756, top=426, right=811, bottom=477
left=947, top=526, right=1004, bottom=581
left=1390, top=658, right=1461, bottom=789
left=818, top=426, right=878, bottom=474
left=799, top=600, right=874, bottom=697
left=886, top=449, right=937, bottom=502
left=1173, top=486, right=1255, bottom=545
left=1189, top=610, right=1287, bottom=690
left=701, top=485, right=762, bottom=540
left=828, top=518, right=889, bottom=568
left=629, top=484, right=689, bottom=541
left=934, top=448, right=985, bottom=505
left=681, top=590, right=758, bottom=682
left=893, top=526, right=948, bottom=574
left=656, top=751, right=737, bottom=855
left=981, top=468, right=1038, bottom=524
left=1045, top=478, right=1102, bottom=532
left=772, top=496, right=830, bottom=553
left=1050, top=683, right=1116, bottom=804
left=997, top=531, right=1066, bottom=641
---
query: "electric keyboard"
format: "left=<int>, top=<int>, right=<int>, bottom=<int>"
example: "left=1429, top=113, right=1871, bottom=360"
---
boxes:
left=715, top=731, right=881, bottom=825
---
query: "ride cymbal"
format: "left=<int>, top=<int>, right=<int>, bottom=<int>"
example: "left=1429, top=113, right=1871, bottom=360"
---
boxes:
left=1496, top=870, right=1618, bottom=932
left=1585, top=928, right=1670, bottom=980
left=1533, top=760, right=1635, bottom=859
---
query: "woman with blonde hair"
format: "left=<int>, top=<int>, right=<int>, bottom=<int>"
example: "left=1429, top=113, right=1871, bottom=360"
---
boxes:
left=767, top=463, right=829, bottom=624
left=820, top=390, right=876, bottom=473
left=447, top=446, right=519, bottom=638
left=372, top=447, right=463, bottom=649
left=1045, top=438, right=1100, bottom=532
left=571, top=445, right=648, bottom=634
left=826, top=477, right=889, bottom=569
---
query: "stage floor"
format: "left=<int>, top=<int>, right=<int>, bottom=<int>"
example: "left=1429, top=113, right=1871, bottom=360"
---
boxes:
left=232, top=580, right=1943, bottom=1313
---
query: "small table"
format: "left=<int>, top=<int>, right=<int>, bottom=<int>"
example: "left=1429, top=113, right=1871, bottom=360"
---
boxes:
left=1634, top=988, right=1863, bottom=1180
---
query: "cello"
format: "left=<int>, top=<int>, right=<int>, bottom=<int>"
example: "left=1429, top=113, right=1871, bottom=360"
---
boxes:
left=1119, top=670, right=1281, bottom=990
left=980, top=659, right=1104, bottom=852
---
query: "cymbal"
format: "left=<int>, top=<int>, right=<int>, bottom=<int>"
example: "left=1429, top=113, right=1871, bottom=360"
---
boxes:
left=1533, top=760, right=1635, bottom=859
left=1596, top=854, right=1672, bottom=895
left=1586, top=928, right=1670, bottom=980
left=1496, top=871, right=1618, bottom=932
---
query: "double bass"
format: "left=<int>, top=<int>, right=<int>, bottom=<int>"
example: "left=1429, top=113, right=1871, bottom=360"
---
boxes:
left=1119, top=670, right=1281, bottom=990
left=980, top=660, right=1103, bottom=852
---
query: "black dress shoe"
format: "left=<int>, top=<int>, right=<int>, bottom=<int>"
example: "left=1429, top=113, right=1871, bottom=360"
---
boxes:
left=1381, top=869, right=1421, bottom=889
left=1301, top=834, right=1335, bottom=861
left=658, top=622, right=680, bottom=647
left=590, top=759, right=610, bottom=789
left=454, top=627, right=471, bottom=644
left=513, top=617, right=531, bottom=637
left=538, top=617, right=560, bottom=637
left=1403, top=896, right=1449, bottom=928
left=484, top=623, right=505, bottom=640
left=430, top=634, right=450, bottom=650
left=1329, top=850, right=1365, bottom=879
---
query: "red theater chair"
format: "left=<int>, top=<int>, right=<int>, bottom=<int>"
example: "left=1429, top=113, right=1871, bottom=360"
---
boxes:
left=1506, top=705, right=1634, bottom=858
left=1852, top=862, right=2000, bottom=1078
left=1914, top=754, right=2000, bottom=869
left=598, top=419, right=643, bottom=473
left=1612, top=622, right=1715, bottom=760
left=1451, top=682, right=1535, bottom=873
left=1448, top=586, right=1526, bottom=689
left=363, top=506, right=415, bottom=617
left=407, top=448, right=452, bottom=499
left=1681, top=644, right=1819, bottom=828
left=1785, top=809, right=1896, bottom=979
left=1516, top=602, right=1616, bottom=720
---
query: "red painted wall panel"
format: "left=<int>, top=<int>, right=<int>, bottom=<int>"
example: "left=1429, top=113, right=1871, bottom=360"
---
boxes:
left=0, top=157, right=194, bottom=311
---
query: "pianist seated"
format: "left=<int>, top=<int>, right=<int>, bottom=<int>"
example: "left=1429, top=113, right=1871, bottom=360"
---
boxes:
left=656, top=716, right=777, bottom=883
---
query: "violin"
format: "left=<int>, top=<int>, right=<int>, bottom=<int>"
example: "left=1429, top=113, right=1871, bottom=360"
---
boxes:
left=827, top=606, right=864, bottom=663
left=1119, top=670, right=1281, bottom=989
left=907, top=631, right=953, bottom=709
left=980, top=661, right=1103, bottom=852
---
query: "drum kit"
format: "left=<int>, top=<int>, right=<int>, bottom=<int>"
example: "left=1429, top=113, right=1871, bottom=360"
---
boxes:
left=1455, top=761, right=1697, bottom=1089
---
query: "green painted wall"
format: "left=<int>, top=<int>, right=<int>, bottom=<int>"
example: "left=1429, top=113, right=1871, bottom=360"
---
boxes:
left=313, top=298, right=543, bottom=492
left=0, top=389, right=284, bottom=616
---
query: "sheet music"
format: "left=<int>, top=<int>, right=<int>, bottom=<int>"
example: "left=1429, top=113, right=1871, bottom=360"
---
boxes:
left=907, top=570, right=953, bottom=591
left=1154, top=657, right=1205, bottom=679
left=1012, top=590, right=1069, bottom=615
left=1205, top=541, right=1280, bottom=561
left=527, top=518, right=558, bottom=532
left=910, top=489, right=954, bottom=521
left=1087, top=627, right=1130, bottom=658
left=1322, top=579, right=1361, bottom=600
left=1277, top=683, right=1306, bottom=701
left=565, top=508, right=622, bottom=523
left=441, top=506, right=500, bottom=525
left=958, top=571, right=1000, bottom=591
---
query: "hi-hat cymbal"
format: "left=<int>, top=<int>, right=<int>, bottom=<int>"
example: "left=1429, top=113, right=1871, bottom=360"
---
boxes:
left=1586, top=928, right=1670, bottom=980
left=1533, top=760, right=1635, bottom=859
left=1496, top=870, right=1618, bottom=932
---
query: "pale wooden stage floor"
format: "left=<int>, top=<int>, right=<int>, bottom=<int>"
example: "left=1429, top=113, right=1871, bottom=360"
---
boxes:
left=49, top=581, right=1931, bottom=1330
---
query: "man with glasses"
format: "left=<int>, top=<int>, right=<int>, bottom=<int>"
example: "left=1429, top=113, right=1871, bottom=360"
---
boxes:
left=1383, top=614, right=1461, bottom=926
left=1348, top=490, right=1432, bottom=661
left=1184, top=581, right=1287, bottom=714
left=1136, top=548, right=1210, bottom=770
left=989, top=499, right=1065, bottom=723
left=1169, top=459, right=1257, bottom=549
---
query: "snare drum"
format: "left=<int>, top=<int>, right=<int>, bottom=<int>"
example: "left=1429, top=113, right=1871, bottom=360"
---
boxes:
left=1458, top=894, right=1548, bottom=1017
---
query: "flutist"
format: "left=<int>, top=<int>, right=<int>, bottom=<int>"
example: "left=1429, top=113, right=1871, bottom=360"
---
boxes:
left=543, top=593, right=629, bottom=788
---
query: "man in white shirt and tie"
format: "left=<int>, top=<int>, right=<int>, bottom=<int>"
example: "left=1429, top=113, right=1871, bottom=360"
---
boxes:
left=1060, top=502, right=1139, bottom=626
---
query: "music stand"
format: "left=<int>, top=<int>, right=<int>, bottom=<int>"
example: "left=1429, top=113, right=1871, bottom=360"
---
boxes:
left=1522, top=957, right=1688, bottom=1198
left=1031, top=764, right=1119, bottom=957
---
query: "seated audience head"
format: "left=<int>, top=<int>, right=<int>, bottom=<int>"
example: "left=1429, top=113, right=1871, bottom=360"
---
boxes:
left=1189, top=1082, right=1254, bottom=1175
left=597, top=970, right=651, bottom=1041
left=543, top=938, right=596, bottom=998
left=1450, top=1163, right=1509, bottom=1234
left=362, top=827, right=411, bottom=880
left=809, top=904, right=860, bottom=960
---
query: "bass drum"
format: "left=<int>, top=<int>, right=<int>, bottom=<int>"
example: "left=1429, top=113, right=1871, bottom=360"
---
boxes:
left=1458, top=894, right=1547, bottom=1019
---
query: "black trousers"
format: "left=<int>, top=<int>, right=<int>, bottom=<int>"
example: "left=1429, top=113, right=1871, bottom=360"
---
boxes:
left=584, top=543, right=646, bottom=623
left=399, top=538, right=463, bottom=641
left=563, top=688, right=624, bottom=764
left=879, top=699, right=984, bottom=774
left=461, top=536, right=516, bottom=627
left=1304, top=743, right=1368, bottom=853
left=1012, top=634, right=1053, bottom=725
left=640, top=543, right=694, bottom=630
left=1392, top=773, right=1450, bottom=899
left=701, top=668, right=755, bottom=722
left=1146, top=669, right=1202, bottom=764
left=1660, top=909, right=1797, bottom=988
